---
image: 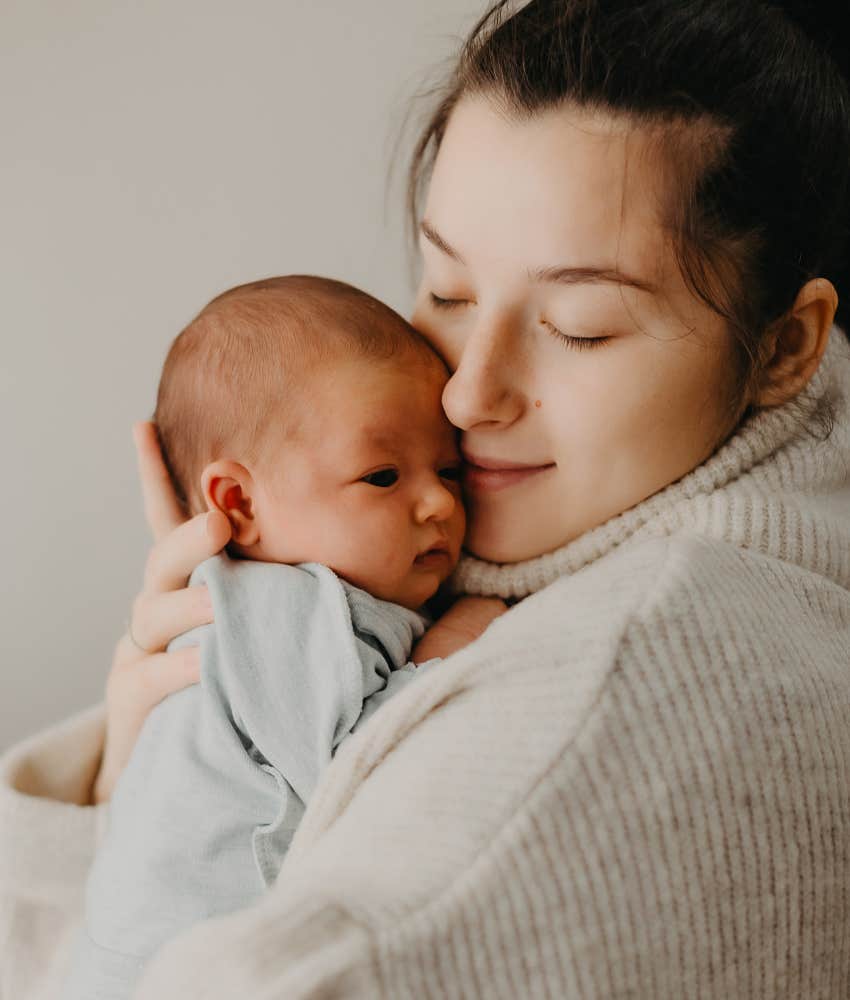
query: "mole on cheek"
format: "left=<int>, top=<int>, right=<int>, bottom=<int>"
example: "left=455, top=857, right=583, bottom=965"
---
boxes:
left=534, top=399, right=542, bottom=408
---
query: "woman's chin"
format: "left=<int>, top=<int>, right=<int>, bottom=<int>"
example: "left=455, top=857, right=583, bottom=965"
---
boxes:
left=462, top=521, right=568, bottom=565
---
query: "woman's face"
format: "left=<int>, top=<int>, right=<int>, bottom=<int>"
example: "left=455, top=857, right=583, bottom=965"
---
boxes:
left=411, top=97, right=744, bottom=563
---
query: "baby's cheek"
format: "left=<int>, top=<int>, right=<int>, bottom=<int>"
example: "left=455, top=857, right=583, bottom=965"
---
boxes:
left=364, top=527, right=409, bottom=578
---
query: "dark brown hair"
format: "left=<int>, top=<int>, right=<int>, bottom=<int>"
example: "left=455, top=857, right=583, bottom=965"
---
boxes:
left=408, top=0, right=850, bottom=412
left=154, top=275, right=438, bottom=515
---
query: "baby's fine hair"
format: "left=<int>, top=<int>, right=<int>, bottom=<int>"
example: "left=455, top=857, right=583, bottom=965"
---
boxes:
left=154, top=275, right=440, bottom=516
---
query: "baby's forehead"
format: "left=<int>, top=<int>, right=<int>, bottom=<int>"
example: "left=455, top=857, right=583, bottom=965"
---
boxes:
left=318, top=367, right=451, bottom=441
left=337, top=421, right=456, bottom=466
left=276, top=344, right=450, bottom=453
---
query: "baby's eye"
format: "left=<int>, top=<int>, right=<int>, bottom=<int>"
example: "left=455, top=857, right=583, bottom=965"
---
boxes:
left=439, top=465, right=463, bottom=482
left=361, top=468, right=399, bottom=488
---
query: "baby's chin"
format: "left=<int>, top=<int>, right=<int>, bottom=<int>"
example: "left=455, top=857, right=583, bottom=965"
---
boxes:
left=344, top=570, right=445, bottom=613
left=391, top=566, right=458, bottom=614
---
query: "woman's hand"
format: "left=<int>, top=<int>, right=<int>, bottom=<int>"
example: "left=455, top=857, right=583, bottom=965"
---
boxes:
left=411, top=596, right=508, bottom=664
left=92, top=422, right=231, bottom=804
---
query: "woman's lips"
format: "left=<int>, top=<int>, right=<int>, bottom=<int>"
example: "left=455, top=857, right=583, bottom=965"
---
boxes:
left=462, top=454, right=556, bottom=493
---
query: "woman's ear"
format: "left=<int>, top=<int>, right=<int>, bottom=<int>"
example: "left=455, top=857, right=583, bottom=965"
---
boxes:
left=753, top=277, right=837, bottom=408
left=200, top=460, right=260, bottom=547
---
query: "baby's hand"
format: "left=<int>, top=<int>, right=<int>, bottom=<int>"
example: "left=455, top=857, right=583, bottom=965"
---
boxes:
left=412, top=596, right=508, bottom=663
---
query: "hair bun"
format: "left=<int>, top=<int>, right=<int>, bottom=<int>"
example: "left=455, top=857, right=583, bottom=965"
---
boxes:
left=769, top=2, right=850, bottom=82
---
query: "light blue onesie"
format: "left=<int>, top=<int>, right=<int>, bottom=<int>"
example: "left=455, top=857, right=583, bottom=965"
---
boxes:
left=63, top=554, right=433, bottom=1000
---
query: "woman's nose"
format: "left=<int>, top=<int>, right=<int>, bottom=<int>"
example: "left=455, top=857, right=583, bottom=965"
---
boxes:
left=414, top=476, right=457, bottom=524
left=440, top=319, right=525, bottom=430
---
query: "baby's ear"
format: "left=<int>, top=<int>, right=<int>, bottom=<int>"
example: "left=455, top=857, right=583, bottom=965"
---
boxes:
left=200, top=460, right=260, bottom=547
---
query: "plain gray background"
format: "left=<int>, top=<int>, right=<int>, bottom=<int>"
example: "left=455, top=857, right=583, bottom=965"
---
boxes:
left=0, top=0, right=486, bottom=751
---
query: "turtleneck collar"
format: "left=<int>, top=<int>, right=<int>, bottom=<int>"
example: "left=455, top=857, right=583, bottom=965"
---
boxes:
left=450, top=328, right=850, bottom=601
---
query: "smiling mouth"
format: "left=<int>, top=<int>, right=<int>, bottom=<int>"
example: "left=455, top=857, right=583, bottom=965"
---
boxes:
left=463, top=455, right=556, bottom=493
left=461, top=449, right=554, bottom=471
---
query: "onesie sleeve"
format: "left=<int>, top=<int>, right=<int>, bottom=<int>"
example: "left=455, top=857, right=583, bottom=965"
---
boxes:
left=184, top=556, right=429, bottom=807
left=341, top=583, right=433, bottom=734
left=171, top=556, right=431, bottom=893
left=353, top=658, right=441, bottom=733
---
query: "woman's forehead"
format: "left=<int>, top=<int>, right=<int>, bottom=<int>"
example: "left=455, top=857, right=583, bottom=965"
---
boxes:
left=425, top=96, right=670, bottom=285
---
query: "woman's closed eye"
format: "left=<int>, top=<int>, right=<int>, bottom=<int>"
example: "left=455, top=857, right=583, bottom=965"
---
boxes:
left=429, top=292, right=472, bottom=310
left=541, top=319, right=611, bottom=351
left=428, top=293, right=611, bottom=352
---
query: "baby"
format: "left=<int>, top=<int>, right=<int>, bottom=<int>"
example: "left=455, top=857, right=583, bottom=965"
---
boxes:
left=64, top=276, right=486, bottom=1000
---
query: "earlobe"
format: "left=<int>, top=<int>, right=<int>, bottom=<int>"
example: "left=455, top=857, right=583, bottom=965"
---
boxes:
left=753, top=277, right=837, bottom=408
left=200, top=460, right=260, bottom=547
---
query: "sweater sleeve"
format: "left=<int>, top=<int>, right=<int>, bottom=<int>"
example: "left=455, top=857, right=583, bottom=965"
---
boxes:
left=0, top=703, right=108, bottom=1000
left=134, top=533, right=850, bottom=1000
left=138, top=538, right=850, bottom=1000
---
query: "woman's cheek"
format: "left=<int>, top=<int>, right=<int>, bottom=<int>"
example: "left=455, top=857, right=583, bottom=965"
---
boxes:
left=415, top=315, right=464, bottom=372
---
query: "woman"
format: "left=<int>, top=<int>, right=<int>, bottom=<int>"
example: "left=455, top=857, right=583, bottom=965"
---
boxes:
left=3, top=1, right=849, bottom=996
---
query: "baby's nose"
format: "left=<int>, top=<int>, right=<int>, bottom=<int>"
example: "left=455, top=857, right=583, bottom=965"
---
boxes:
left=416, top=477, right=457, bottom=522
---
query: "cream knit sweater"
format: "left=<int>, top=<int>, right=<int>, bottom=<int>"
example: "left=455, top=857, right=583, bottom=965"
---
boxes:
left=1, top=331, right=848, bottom=1000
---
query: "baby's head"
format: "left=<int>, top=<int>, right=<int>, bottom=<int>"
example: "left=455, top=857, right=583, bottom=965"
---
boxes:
left=154, top=275, right=466, bottom=611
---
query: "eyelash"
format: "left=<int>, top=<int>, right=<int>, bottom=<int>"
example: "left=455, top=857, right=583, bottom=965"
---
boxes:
left=428, top=294, right=610, bottom=351
left=361, top=467, right=462, bottom=488
left=429, top=293, right=468, bottom=310
left=541, top=321, right=611, bottom=351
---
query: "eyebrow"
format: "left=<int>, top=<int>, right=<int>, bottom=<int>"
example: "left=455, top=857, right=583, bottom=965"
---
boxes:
left=531, top=264, right=657, bottom=294
left=358, top=428, right=406, bottom=451
left=420, top=220, right=466, bottom=264
left=420, top=219, right=657, bottom=295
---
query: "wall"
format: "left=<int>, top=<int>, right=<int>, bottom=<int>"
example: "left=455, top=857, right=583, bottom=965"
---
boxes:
left=0, top=0, right=485, bottom=750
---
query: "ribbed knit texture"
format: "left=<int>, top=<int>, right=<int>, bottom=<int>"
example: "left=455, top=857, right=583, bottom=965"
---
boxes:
left=1, top=332, right=848, bottom=1000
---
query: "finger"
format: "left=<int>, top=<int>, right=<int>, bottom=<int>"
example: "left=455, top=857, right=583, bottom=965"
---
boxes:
left=131, top=585, right=214, bottom=654
left=138, top=646, right=201, bottom=707
left=111, top=630, right=150, bottom=674
left=134, top=420, right=188, bottom=542
left=143, top=509, right=231, bottom=594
